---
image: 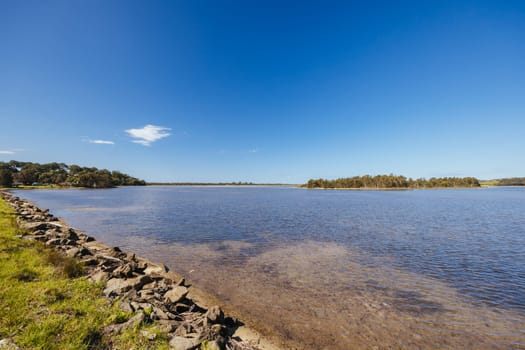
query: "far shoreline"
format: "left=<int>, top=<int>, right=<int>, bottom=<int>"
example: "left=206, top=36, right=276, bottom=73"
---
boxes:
left=296, top=186, right=492, bottom=191
left=145, top=183, right=296, bottom=187
left=4, top=184, right=525, bottom=192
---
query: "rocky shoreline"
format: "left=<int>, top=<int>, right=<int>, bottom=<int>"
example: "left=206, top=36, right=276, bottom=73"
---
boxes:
left=0, top=191, right=277, bottom=350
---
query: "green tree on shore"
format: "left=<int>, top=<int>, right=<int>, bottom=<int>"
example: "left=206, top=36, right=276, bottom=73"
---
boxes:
left=0, top=161, right=145, bottom=188
left=0, top=169, right=13, bottom=187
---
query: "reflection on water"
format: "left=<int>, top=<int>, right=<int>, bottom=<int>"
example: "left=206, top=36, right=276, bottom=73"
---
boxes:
left=14, top=187, right=525, bottom=349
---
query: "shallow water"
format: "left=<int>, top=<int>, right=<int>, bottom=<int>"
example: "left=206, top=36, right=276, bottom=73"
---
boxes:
left=14, top=186, right=525, bottom=349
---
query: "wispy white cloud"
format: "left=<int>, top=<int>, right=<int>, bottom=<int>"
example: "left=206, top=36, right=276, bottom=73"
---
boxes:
left=0, top=150, right=15, bottom=154
left=125, top=124, right=171, bottom=146
left=88, top=139, right=115, bottom=145
left=248, top=148, right=260, bottom=153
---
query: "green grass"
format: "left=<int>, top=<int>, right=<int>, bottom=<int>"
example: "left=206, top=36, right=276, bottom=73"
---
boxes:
left=0, top=197, right=170, bottom=349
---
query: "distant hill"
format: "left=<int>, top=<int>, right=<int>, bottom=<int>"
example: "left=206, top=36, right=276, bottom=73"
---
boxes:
left=0, top=161, right=145, bottom=188
left=303, top=175, right=481, bottom=189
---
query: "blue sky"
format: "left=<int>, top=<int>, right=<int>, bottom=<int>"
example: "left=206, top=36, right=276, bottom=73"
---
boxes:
left=1, top=1, right=524, bottom=183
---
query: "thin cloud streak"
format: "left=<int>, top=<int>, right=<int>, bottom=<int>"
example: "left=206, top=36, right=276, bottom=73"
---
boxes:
left=126, top=124, right=171, bottom=146
left=0, top=150, right=15, bottom=154
left=88, top=139, right=115, bottom=145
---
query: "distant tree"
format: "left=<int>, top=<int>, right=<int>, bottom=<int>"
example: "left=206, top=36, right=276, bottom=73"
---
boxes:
left=496, top=177, right=525, bottom=186
left=38, top=169, right=67, bottom=185
left=0, top=169, right=13, bottom=187
left=304, top=175, right=480, bottom=189
left=13, top=164, right=40, bottom=185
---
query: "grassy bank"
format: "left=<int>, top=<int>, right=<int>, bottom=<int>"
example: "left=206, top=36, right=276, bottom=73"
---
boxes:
left=0, top=198, right=169, bottom=349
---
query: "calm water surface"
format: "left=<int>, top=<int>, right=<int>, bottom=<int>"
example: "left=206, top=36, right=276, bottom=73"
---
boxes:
left=14, top=187, right=525, bottom=349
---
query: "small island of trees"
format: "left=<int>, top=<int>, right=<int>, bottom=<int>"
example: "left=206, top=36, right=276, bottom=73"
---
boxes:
left=304, top=175, right=481, bottom=189
left=0, top=161, right=145, bottom=188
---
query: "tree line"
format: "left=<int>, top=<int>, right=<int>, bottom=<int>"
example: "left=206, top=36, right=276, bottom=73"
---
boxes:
left=491, top=177, right=525, bottom=186
left=0, top=161, right=145, bottom=188
left=304, top=175, right=481, bottom=189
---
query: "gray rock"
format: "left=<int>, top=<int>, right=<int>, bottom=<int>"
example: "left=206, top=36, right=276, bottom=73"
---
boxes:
left=165, top=286, right=188, bottom=304
left=125, top=312, right=145, bottom=329
left=151, top=306, right=170, bottom=320
left=137, top=275, right=154, bottom=288
left=158, top=320, right=179, bottom=333
left=61, top=239, right=75, bottom=247
left=104, top=312, right=145, bottom=335
left=134, top=302, right=153, bottom=312
left=137, top=260, right=148, bottom=271
left=45, top=229, right=62, bottom=238
left=78, top=247, right=92, bottom=257
left=21, top=221, right=62, bottom=231
left=82, top=257, right=100, bottom=266
left=174, top=303, right=191, bottom=313
left=66, top=229, right=79, bottom=241
left=205, top=306, right=224, bottom=324
left=97, top=254, right=122, bottom=264
left=139, top=289, right=155, bottom=297
left=65, top=247, right=80, bottom=257
left=104, top=278, right=132, bottom=296
left=211, top=324, right=226, bottom=337
left=200, top=340, right=224, bottom=350
left=169, top=336, right=199, bottom=350
left=148, top=272, right=170, bottom=281
left=144, top=263, right=169, bottom=275
left=141, top=281, right=156, bottom=290
left=119, top=301, right=135, bottom=313
left=130, top=301, right=140, bottom=310
left=103, top=276, right=152, bottom=296
left=45, top=238, right=63, bottom=246
left=0, top=338, right=20, bottom=350
left=141, top=330, right=157, bottom=340
left=174, top=323, right=193, bottom=337
left=112, top=263, right=135, bottom=278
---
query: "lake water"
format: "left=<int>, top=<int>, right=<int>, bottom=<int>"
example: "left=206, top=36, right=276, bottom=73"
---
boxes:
left=14, top=186, right=525, bottom=349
